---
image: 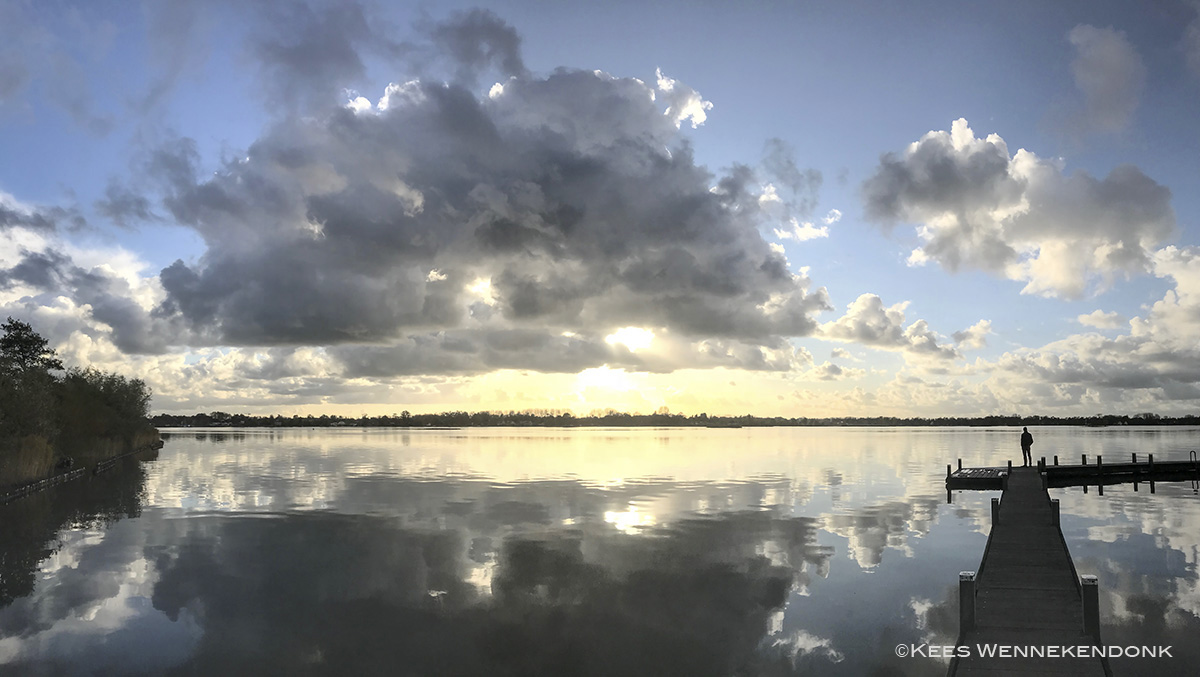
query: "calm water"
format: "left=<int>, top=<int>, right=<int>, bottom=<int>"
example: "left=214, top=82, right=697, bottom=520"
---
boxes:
left=1, top=426, right=1198, bottom=676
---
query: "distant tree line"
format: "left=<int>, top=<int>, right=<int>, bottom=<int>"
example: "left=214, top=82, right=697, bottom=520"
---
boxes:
left=151, top=408, right=1200, bottom=429
left=0, top=317, right=157, bottom=487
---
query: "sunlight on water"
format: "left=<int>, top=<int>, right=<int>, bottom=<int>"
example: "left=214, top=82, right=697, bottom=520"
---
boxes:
left=1, top=427, right=1198, bottom=675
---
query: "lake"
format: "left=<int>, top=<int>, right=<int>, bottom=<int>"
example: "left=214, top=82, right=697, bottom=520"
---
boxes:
left=1, top=426, right=1197, bottom=675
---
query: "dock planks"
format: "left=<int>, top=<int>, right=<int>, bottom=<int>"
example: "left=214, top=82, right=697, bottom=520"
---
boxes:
left=950, top=468, right=1109, bottom=676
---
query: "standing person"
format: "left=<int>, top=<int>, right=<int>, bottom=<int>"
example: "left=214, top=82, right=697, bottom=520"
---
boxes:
left=1020, top=427, right=1033, bottom=467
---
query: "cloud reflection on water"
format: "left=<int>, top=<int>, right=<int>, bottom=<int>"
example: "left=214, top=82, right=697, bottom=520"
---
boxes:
left=2, top=427, right=1198, bottom=675
left=139, top=507, right=833, bottom=676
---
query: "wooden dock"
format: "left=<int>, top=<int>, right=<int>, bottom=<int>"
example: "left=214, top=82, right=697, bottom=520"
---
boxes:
left=948, top=467, right=1111, bottom=676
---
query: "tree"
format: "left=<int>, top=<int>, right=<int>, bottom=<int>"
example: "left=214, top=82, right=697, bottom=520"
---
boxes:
left=0, top=317, right=64, bottom=375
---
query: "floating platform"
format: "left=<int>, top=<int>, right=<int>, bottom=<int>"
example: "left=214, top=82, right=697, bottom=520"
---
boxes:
left=947, top=453, right=1199, bottom=492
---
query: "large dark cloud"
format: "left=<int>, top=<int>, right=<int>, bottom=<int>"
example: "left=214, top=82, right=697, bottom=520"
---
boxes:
left=131, top=20, right=828, bottom=374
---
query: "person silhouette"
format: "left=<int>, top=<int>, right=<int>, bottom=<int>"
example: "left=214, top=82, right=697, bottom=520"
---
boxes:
left=1020, top=427, right=1033, bottom=467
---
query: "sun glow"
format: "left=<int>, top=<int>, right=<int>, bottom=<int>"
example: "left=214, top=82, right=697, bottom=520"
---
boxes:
left=605, top=326, right=655, bottom=352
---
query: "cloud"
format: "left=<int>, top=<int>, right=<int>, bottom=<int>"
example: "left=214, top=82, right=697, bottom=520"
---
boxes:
left=809, top=361, right=864, bottom=381
left=94, top=181, right=159, bottom=228
left=862, top=118, right=1174, bottom=299
left=773, top=218, right=828, bottom=242
left=821, top=209, right=841, bottom=225
left=0, top=247, right=182, bottom=354
left=761, top=138, right=821, bottom=218
left=971, top=246, right=1200, bottom=411
left=428, top=8, right=527, bottom=85
left=819, top=294, right=959, bottom=360
left=1076, top=309, right=1126, bottom=329
left=246, top=0, right=402, bottom=111
left=1067, top=25, right=1145, bottom=135
left=127, top=55, right=829, bottom=374
left=0, top=192, right=84, bottom=232
left=952, top=320, right=991, bottom=350
left=656, top=67, right=713, bottom=129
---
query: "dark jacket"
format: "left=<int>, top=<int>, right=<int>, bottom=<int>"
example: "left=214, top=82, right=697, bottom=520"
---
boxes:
left=1020, top=431, right=1033, bottom=448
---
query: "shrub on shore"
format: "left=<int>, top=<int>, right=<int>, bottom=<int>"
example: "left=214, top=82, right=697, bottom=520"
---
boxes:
left=0, top=318, right=156, bottom=489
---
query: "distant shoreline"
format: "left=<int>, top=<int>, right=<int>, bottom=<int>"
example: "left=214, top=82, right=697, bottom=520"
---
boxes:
left=152, top=412, right=1200, bottom=429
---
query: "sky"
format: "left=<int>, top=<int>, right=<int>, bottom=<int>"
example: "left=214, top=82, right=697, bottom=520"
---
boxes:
left=1, top=0, right=1199, bottom=418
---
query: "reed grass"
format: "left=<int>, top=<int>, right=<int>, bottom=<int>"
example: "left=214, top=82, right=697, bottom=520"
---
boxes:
left=0, top=435, right=56, bottom=488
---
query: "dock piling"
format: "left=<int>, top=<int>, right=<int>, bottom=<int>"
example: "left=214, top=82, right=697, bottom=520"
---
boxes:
left=1051, top=498, right=1060, bottom=526
left=1081, top=575, right=1100, bottom=643
left=947, top=464, right=951, bottom=479
left=1054, top=455, right=1059, bottom=465
left=1149, top=453, right=1154, bottom=472
left=991, top=497, right=1000, bottom=526
left=958, top=458, right=963, bottom=471
left=1082, top=454, right=1087, bottom=465
left=1132, top=453, right=1137, bottom=463
left=959, top=571, right=977, bottom=633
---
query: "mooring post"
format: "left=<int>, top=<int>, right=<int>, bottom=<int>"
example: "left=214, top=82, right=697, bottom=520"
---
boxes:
left=960, top=571, right=977, bottom=633
left=1007, top=459, right=1012, bottom=473
left=1041, top=471, right=1048, bottom=490
left=947, top=464, right=952, bottom=479
left=1097, top=455, right=1103, bottom=479
left=1149, top=453, right=1154, bottom=472
left=991, top=497, right=1000, bottom=526
left=1132, top=452, right=1137, bottom=463
left=1081, top=575, right=1100, bottom=643
left=1082, top=454, right=1087, bottom=465
left=1001, top=471, right=1009, bottom=491
left=958, top=458, right=963, bottom=471
left=1051, top=498, right=1060, bottom=526
left=1054, top=455, right=1059, bottom=465
left=1040, top=456, right=1046, bottom=469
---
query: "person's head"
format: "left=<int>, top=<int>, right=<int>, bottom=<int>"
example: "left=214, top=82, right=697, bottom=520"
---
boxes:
left=1023, top=427, right=1028, bottom=432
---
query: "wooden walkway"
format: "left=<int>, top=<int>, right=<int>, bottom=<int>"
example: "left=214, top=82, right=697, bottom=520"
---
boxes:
left=950, top=467, right=1110, bottom=676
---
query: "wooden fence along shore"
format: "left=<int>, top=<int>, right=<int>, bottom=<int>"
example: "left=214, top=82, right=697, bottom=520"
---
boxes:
left=0, top=440, right=164, bottom=506
left=945, top=453, right=1199, bottom=676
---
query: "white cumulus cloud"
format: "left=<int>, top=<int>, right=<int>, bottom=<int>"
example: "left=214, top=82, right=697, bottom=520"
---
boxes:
left=862, top=118, right=1174, bottom=299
